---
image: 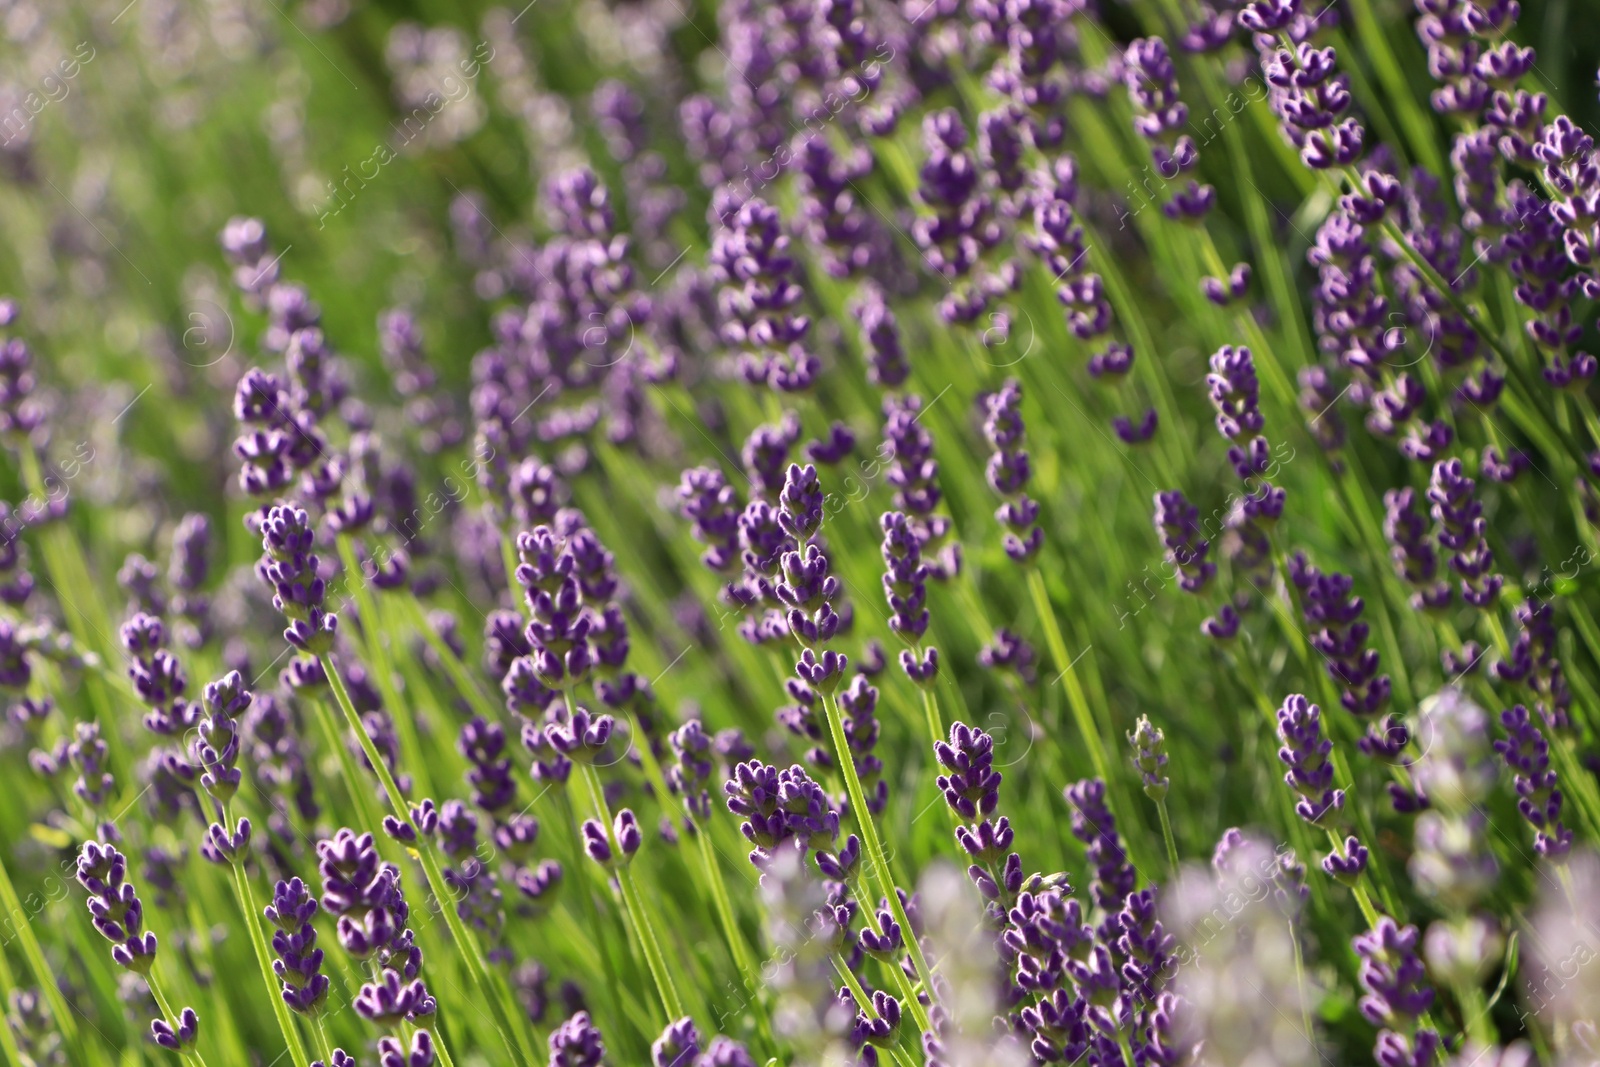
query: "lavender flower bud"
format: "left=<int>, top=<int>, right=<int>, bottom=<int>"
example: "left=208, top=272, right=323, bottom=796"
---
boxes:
left=1127, top=715, right=1170, bottom=800
left=1276, top=695, right=1344, bottom=826
left=550, top=1010, right=606, bottom=1067
left=150, top=1006, right=200, bottom=1051
left=76, top=841, right=159, bottom=973
left=1494, top=704, right=1573, bottom=859
left=257, top=505, right=338, bottom=655
left=265, top=877, right=330, bottom=1014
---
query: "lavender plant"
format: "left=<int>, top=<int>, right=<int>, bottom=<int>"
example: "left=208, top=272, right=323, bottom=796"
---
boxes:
left=3, top=0, right=1600, bottom=1063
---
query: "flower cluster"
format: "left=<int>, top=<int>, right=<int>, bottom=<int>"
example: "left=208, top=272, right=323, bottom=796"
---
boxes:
left=982, top=379, right=1042, bottom=562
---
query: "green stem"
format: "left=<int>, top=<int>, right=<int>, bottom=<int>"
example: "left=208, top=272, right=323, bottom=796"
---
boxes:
left=693, top=826, right=774, bottom=1051
left=321, top=656, right=537, bottom=1066
left=575, top=761, right=686, bottom=1023
left=335, top=539, right=434, bottom=799
left=433, top=1021, right=462, bottom=1067
left=19, top=448, right=129, bottom=777
left=311, top=1014, right=336, bottom=1065
left=228, top=852, right=310, bottom=1067
left=395, top=592, right=502, bottom=721
left=920, top=686, right=944, bottom=749
left=1290, top=920, right=1313, bottom=1042
left=1025, top=569, right=1110, bottom=782
left=1338, top=1, right=1443, bottom=174
left=146, top=970, right=210, bottom=1067
left=554, top=788, right=629, bottom=1042
left=818, top=687, right=936, bottom=1032
left=308, top=694, right=390, bottom=857
left=1455, top=979, right=1494, bottom=1047
left=834, top=958, right=919, bottom=1067
left=1155, top=800, right=1180, bottom=878
left=0, top=852, right=79, bottom=1053
left=0, top=935, right=31, bottom=1067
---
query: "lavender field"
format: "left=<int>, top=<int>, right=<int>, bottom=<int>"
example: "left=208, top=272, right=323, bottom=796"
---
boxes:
left=2, top=0, right=1600, bottom=1064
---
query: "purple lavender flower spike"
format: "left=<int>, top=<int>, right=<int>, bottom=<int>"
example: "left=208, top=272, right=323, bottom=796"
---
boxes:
left=742, top=413, right=802, bottom=500
left=1087, top=342, right=1134, bottom=380
left=1321, top=835, right=1369, bottom=884
left=778, top=463, right=825, bottom=543
left=1294, top=556, right=1392, bottom=717
left=614, top=809, right=642, bottom=859
left=794, top=137, right=889, bottom=279
left=377, top=1031, right=437, bottom=1067
left=710, top=198, right=815, bottom=392
left=1533, top=116, right=1600, bottom=276
left=1495, top=704, right=1573, bottom=859
left=150, top=1006, right=200, bottom=1051
left=67, top=722, right=115, bottom=808
left=652, top=1016, right=701, bottom=1067
left=1354, top=917, right=1437, bottom=1038
left=0, top=305, right=46, bottom=443
left=1427, top=459, right=1502, bottom=608
left=881, top=511, right=930, bottom=643
left=1206, top=344, right=1265, bottom=445
left=914, top=109, right=1005, bottom=324
left=839, top=675, right=887, bottom=813
left=1112, top=408, right=1159, bottom=444
left=983, top=379, right=1042, bottom=562
left=1117, top=888, right=1174, bottom=1001
left=265, top=877, right=330, bottom=1014
left=0, top=501, right=34, bottom=607
left=1065, top=778, right=1136, bottom=914
left=668, top=720, right=715, bottom=825
left=724, top=760, right=839, bottom=869
left=122, top=612, right=196, bottom=737
left=164, top=513, right=213, bottom=648
left=317, top=829, right=413, bottom=963
left=1123, top=37, right=1213, bottom=221
left=1029, top=199, right=1112, bottom=341
left=978, top=627, right=1037, bottom=683
left=934, top=722, right=1002, bottom=820
left=1152, top=490, right=1215, bottom=593
left=193, top=669, right=248, bottom=810
left=257, top=504, right=338, bottom=655
left=1258, top=34, right=1367, bottom=169
left=550, top=1010, right=605, bottom=1067
left=1127, top=716, right=1169, bottom=801
left=545, top=706, right=615, bottom=764
left=523, top=720, right=575, bottom=786
left=355, top=966, right=432, bottom=1026
left=1275, top=694, right=1345, bottom=826
left=1383, top=488, right=1451, bottom=610
left=76, top=841, right=159, bottom=972
left=580, top=818, right=614, bottom=867
left=883, top=394, right=960, bottom=580
left=118, top=553, right=165, bottom=616
left=510, top=459, right=564, bottom=531
left=1494, top=598, right=1571, bottom=732
left=855, top=283, right=909, bottom=388
left=459, top=717, right=516, bottom=816
left=512, top=526, right=599, bottom=690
